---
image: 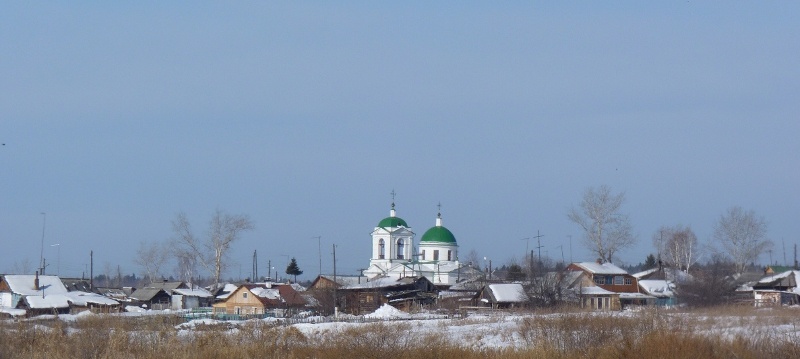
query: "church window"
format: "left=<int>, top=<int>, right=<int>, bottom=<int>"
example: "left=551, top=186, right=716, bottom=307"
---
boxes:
left=421, top=250, right=426, bottom=260
left=433, top=250, right=439, bottom=261
left=379, top=239, right=385, bottom=259
left=447, top=250, right=452, bottom=261
left=397, top=239, right=405, bottom=259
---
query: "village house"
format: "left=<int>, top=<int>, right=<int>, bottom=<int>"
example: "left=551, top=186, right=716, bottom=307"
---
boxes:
left=0, top=273, right=71, bottom=317
left=212, top=283, right=306, bottom=317
left=335, top=276, right=436, bottom=315
left=476, top=283, right=529, bottom=309
left=1, top=273, right=122, bottom=317
left=129, top=281, right=213, bottom=310
left=751, top=270, right=800, bottom=306
left=565, top=262, right=653, bottom=310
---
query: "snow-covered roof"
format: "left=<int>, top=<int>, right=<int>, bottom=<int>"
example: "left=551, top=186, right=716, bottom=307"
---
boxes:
left=173, top=287, right=214, bottom=298
left=579, top=286, right=617, bottom=295
left=2, top=275, right=68, bottom=296
left=341, top=276, right=425, bottom=290
left=250, top=287, right=281, bottom=300
left=758, top=270, right=799, bottom=284
left=632, top=268, right=658, bottom=279
left=319, top=275, right=370, bottom=286
left=619, top=292, right=656, bottom=299
left=488, top=283, right=528, bottom=302
left=573, top=262, right=628, bottom=275
left=64, top=291, right=120, bottom=306
left=25, top=294, right=70, bottom=309
left=638, top=280, right=675, bottom=298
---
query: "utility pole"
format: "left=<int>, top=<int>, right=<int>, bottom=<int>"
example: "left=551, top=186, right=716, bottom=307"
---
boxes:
left=520, top=237, right=530, bottom=264
left=39, top=212, right=46, bottom=275
left=567, top=235, right=573, bottom=263
left=533, top=230, right=545, bottom=267
left=313, top=236, right=322, bottom=277
left=332, top=244, right=338, bottom=316
left=90, top=250, right=94, bottom=290
left=252, top=250, right=258, bottom=281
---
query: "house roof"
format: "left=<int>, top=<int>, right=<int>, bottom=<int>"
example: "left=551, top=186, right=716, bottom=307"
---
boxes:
left=129, top=288, right=169, bottom=302
left=579, top=286, right=617, bottom=295
left=173, top=287, right=214, bottom=298
left=64, top=291, right=120, bottom=306
left=2, top=275, right=68, bottom=296
left=341, top=276, right=430, bottom=290
left=619, top=292, right=656, bottom=300
left=487, top=283, right=529, bottom=303
left=572, top=262, right=628, bottom=275
left=638, top=279, right=675, bottom=298
left=143, top=281, right=187, bottom=294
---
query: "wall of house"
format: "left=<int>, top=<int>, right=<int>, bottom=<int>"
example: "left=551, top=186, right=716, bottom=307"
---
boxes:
left=215, top=288, right=266, bottom=315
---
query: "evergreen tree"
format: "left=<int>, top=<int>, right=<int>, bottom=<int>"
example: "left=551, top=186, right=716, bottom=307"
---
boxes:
left=285, top=257, right=303, bottom=283
left=644, top=253, right=657, bottom=269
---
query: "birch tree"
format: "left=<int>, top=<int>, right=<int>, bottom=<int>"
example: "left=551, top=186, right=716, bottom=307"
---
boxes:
left=568, top=185, right=634, bottom=263
left=134, top=240, right=169, bottom=283
left=654, top=225, right=700, bottom=272
left=171, top=209, right=254, bottom=286
left=713, top=206, right=770, bottom=274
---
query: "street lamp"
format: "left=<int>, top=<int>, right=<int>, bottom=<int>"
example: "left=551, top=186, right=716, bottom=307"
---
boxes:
left=50, top=244, right=60, bottom=276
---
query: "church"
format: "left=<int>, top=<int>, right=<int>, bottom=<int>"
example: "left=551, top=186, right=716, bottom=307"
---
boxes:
left=363, top=200, right=479, bottom=286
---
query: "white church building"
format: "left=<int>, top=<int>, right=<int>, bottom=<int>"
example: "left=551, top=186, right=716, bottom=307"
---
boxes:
left=363, top=202, right=478, bottom=286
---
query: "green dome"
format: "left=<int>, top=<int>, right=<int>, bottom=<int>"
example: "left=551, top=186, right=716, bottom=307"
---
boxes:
left=420, top=226, right=457, bottom=244
left=378, top=216, right=408, bottom=228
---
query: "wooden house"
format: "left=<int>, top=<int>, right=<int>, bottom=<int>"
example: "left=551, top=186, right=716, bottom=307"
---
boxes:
left=0, top=273, right=71, bottom=317
left=336, top=276, right=436, bottom=315
left=476, top=283, right=529, bottom=309
left=212, top=283, right=306, bottom=317
left=566, top=262, right=652, bottom=309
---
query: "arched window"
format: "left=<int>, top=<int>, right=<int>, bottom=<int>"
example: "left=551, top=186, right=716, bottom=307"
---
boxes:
left=379, top=239, right=385, bottom=259
left=396, top=239, right=405, bottom=259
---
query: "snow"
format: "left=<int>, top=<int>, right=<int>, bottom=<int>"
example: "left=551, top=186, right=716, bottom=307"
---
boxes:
left=2, top=275, right=69, bottom=296
left=574, top=262, right=628, bottom=275
left=0, top=307, right=26, bottom=316
left=488, top=284, right=528, bottom=302
left=250, top=287, right=280, bottom=299
left=173, top=288, right=214, bottom=298
left=364, top=304, right=410, bottom=319
left=64, top=291, right=120, bottom=306
left=638, top=280, right=675, bottom=298
left=25, top=294, right=70, bottom=309
left=579, top=286, right=616, bottom=295
left=758, top=270, right=799, bottom=284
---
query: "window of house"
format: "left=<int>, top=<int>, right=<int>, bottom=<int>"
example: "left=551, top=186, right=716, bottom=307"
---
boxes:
left=243, top=292, right=248, bottom=298
left=433, top=250, right=439, bottom=260
left=379, top=239, right=385, bottom=259
left=614, top=276, right=623, bottom=285
left=397, top=239, right=404, bottom=259
left=624, top=277, right=632, bottom=285
left=597, top=298, right=603, bottom=310
left=605, top=276, right=613, bottom=285
left=594, top=275, right=605, bottom=285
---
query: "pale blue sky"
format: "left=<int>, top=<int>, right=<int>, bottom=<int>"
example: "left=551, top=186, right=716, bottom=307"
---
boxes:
left=2, top=2, right=798, bottom=280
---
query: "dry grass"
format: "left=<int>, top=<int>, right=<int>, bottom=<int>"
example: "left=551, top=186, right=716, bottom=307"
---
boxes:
left=1, top=306, right=799, bottom=359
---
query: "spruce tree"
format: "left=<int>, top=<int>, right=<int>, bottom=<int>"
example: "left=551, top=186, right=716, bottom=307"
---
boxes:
left=285, top=257, right=303, bottom=283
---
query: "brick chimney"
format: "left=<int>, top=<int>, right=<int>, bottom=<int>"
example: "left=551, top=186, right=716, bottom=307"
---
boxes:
left=34, top=271, right=40, bottom=290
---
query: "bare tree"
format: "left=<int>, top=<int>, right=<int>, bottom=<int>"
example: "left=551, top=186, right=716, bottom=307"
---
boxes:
left=653, top=225, right=700, bottom=272
left=174, top=249, right=198, bottom=284
left=713, top=206, right=771, bottom=274
left=171, top=209, right=254, bottom=286
left=134, top=240, right=169, bottom=283
left=8, top=258, right=33, bottom=274
left=568, top=185, right=634, bottom=263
